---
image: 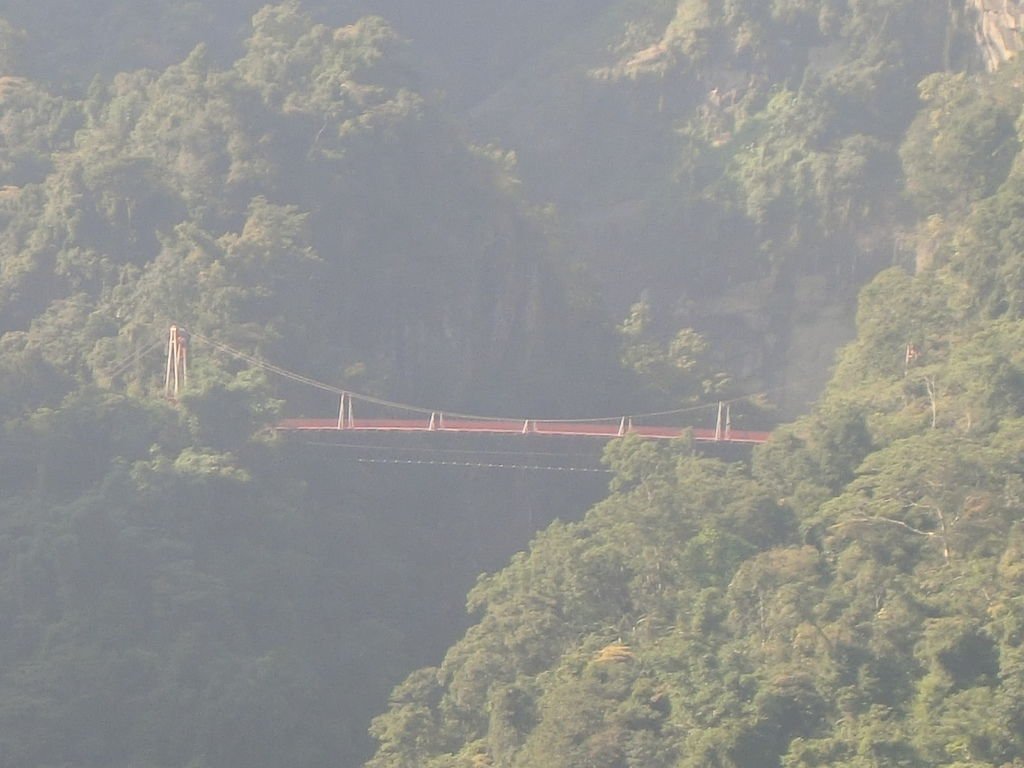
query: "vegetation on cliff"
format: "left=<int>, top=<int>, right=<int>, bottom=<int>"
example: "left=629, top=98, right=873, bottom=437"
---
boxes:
left=1, top=2, right=1024, bottom=767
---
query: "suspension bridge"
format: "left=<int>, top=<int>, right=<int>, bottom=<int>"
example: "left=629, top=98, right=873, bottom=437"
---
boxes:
left=276, top=411, right=769, bottom=444
left=157, top=325, right=771, bottom=451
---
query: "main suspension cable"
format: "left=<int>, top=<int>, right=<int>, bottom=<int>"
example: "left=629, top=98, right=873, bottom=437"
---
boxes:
left=187, top=329, right=778, bottom=426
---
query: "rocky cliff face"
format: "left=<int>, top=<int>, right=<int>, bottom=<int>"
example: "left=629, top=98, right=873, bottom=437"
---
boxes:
left=972, top=0, right=1024, bottom=69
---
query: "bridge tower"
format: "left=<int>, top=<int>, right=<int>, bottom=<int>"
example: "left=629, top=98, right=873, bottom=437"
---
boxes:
left=164, top=325, right=189, bottom=400
left=337, top=392, right=354, bottom=429
left=714, top=401, right=732, bottom=441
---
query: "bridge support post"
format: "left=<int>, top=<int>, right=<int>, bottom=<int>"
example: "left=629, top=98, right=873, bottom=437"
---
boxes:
left=725, top=403, right=732, bottom=440
left=617, top=416, right=632, bottom=437
left=428, top=412, right=441, bottom=431
left=164, top=325, right=188, bottom=400
left=715, top=401, right=723, bottom=441
left=338, top=392, right=354, bottom=429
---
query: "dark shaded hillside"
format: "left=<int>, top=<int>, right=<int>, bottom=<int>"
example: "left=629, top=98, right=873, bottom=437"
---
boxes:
left=0, top=392, right=611, bottom=766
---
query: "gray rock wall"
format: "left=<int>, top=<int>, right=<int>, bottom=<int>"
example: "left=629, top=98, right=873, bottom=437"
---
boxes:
left=971, top=0, right=1024, bottom=70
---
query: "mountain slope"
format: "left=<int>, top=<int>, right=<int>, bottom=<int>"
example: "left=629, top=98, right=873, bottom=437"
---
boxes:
left=367, top=33, right=1024, bottom=768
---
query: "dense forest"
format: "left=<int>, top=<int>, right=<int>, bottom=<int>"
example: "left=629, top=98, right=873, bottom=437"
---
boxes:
left=2, top=1, right=1024, bottom=766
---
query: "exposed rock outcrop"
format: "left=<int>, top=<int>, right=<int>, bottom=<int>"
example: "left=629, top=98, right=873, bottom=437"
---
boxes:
left=971, top=0, right=1024, bottom=70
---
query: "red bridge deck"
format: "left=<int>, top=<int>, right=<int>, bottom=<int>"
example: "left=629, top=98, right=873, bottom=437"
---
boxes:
left=276, top=418, right=769, bottom=444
